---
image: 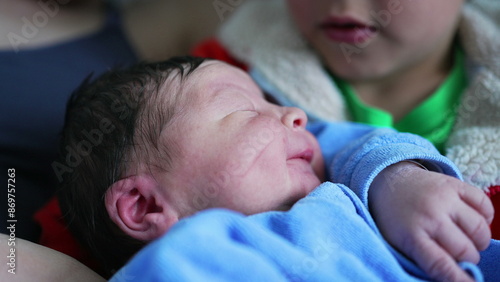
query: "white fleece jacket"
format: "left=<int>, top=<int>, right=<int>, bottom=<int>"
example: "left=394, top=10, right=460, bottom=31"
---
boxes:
left=217, top=0, right=500, bottom=191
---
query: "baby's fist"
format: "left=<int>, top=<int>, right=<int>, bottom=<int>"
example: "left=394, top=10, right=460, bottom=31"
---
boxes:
left=370, top=162, right=494, bottom=282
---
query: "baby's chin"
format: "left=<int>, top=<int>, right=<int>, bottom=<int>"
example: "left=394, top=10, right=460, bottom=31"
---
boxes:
left=278, top=179, right=321, bottom=211
left=311, top=154, right=326, bottom=182
left=305, top=175, right=322, bottom=194
left=304, top=178, right=322, bottom=195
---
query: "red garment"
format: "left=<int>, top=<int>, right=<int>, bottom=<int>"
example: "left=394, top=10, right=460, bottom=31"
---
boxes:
left=487, top=186, right=500, bottom=239
left=191, top=38, right=248, bottom=71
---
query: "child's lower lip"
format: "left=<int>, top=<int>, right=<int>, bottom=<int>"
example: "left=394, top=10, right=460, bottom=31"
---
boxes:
left=321, top=26, right=377, bottom=45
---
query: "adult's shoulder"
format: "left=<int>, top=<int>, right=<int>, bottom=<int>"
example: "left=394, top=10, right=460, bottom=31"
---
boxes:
left=0, top=234, right=104, bottom=282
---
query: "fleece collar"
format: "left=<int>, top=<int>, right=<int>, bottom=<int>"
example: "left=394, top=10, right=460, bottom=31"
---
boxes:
left=218, top=0, right=500, bottom=190
left=447, top=6, right=500, bottom=191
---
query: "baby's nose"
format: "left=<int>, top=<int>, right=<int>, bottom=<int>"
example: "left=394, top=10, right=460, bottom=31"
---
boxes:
left=281, top=107, right=308, bottom=129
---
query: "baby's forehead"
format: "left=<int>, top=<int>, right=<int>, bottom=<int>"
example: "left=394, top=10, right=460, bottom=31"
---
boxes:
left=195, top=60, right=246, bottom=81
left=155, top=60, right=265, bottom=114
left=188, top=61, right=263, bottom=96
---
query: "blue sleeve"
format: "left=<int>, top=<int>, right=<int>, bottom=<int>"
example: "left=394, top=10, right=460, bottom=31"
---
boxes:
left=308, top=121, right=462, bottom=207
left=477, top=239, right=500, bottom=281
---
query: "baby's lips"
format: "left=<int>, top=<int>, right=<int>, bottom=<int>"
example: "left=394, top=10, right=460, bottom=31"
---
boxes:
left=296, top=149, right=313, bottom=163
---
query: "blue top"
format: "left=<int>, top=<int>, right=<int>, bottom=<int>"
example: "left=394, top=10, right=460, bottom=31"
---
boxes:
left=110, top=122, right=500, bottom=281
left=0, top=6, right=138, bottom=241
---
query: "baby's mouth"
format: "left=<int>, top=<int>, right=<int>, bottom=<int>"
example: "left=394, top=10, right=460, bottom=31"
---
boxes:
left=299, top=150, right=313, bottom=163
left=289, top=149, right=313, bottom=164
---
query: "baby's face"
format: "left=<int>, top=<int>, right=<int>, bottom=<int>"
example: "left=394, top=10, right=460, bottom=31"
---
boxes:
left=287, top=0, right=464, bottom=81
left=157, top=61, right=324, bottom=216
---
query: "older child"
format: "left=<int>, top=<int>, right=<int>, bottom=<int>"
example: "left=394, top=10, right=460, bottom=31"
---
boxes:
left=57, top=56, right=493, bottom=281
left=192, top=0, right=500, bottom=203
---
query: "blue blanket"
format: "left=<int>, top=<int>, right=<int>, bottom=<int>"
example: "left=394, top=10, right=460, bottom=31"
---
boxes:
left=110, top=183, right=499, bottom=281
left=110, top=123, right=500, bottom=281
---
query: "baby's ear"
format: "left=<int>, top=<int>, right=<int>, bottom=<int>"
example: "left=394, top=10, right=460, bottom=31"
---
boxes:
left=105, top=175, right=178, bottom=241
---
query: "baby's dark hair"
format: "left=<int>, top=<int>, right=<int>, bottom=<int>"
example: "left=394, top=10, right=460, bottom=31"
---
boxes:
left=55, top=56, right=207, bottom=277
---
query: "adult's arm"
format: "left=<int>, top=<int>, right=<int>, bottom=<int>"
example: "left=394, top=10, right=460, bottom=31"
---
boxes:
left=0, top=234, right=104, bottom=282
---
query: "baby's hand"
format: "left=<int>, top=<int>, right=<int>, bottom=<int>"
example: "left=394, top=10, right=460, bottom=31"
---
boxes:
left=370, top=162, right=494, bottom=282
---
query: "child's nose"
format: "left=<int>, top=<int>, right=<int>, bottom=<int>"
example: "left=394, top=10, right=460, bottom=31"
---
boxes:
left=281, top=107, right=308, bottom=129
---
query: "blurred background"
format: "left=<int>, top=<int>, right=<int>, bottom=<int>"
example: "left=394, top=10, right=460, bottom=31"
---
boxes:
left=0, top=0, right=245, bottom=243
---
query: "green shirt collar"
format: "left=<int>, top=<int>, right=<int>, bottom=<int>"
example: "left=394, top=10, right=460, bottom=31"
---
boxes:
left=332, top=47, right=467, bottom=152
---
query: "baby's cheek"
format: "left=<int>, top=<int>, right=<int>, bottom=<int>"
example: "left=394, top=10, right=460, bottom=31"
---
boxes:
left=227, top=126, right=278, bottom=176
left=313, top=150, right=325, bottom=181
left=314, top=161, right=326, bottom=182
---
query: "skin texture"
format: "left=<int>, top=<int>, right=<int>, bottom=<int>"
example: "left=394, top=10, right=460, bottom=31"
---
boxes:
left=106, top=61, right=324, bottom=240
left=286, top=0, right=465, bottom=120
left=156, top=61, right=325, bottom=216
left=106, top=61, right=493, bottom=282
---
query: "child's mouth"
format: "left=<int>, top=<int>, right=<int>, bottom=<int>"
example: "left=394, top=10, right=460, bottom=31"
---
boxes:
left=319, top=16, right=378, bottom=45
